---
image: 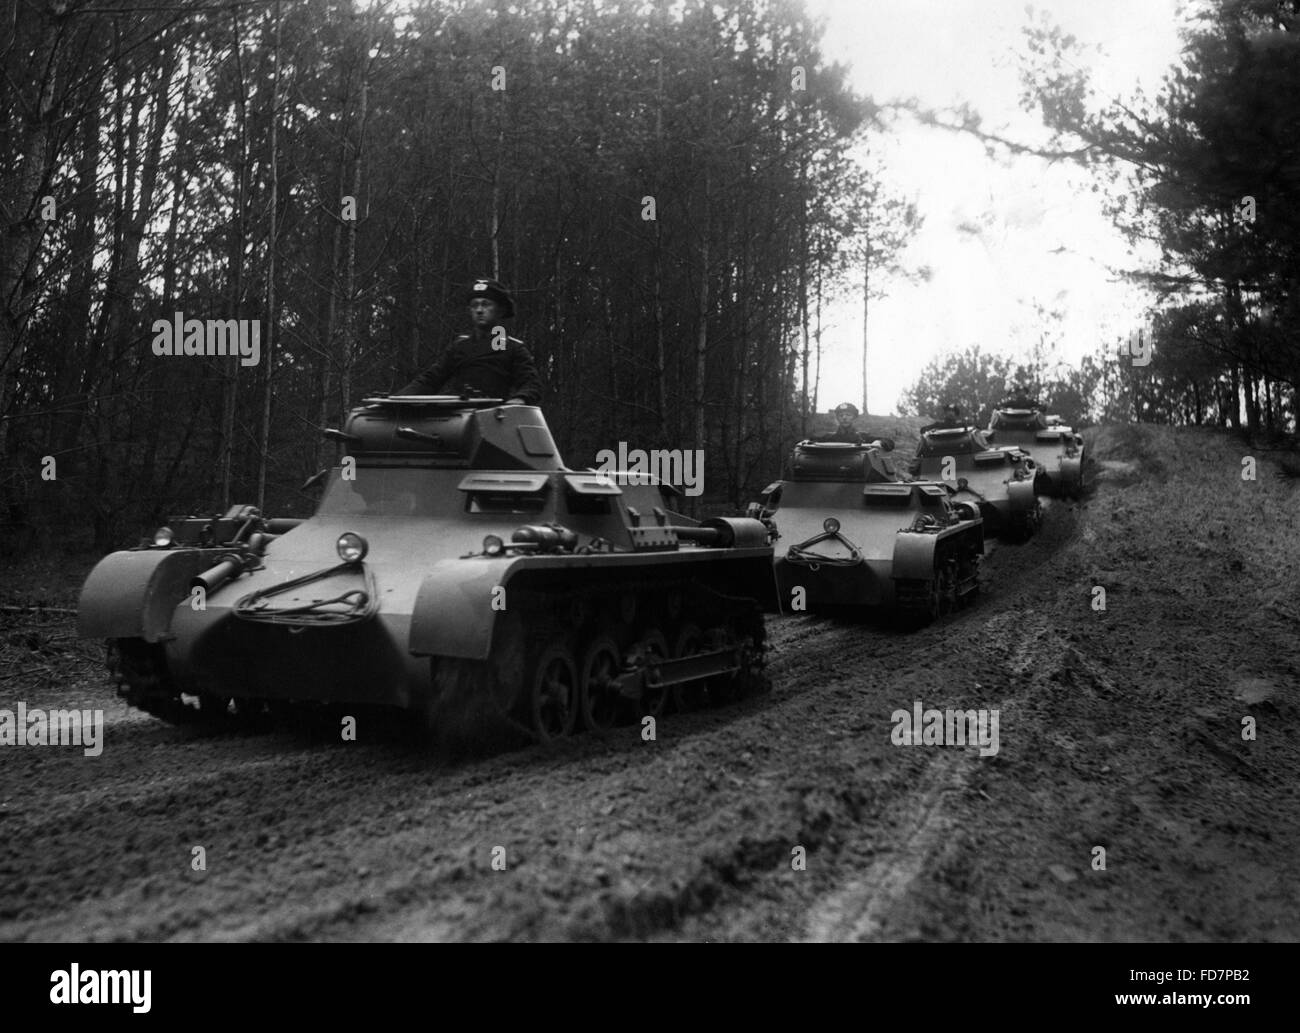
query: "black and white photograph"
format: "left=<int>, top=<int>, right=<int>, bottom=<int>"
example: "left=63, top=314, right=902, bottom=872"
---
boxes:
left=0, top=0, right=1295, bottom=987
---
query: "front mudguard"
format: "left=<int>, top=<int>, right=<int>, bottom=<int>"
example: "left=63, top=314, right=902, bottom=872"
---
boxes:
left=78, top=548, right=229, bottom=643
left=409, top=556, right=521, bottom=661
left=1007, top=479, right=1038, bottom=515
left=1057, top=456, right=1083, bottom=495
left=891, top=532, right=938, bottom=581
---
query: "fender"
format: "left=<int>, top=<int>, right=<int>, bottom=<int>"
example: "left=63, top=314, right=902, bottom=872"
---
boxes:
left=1008, top=479, right=1037, bottom=514
left=891, top=531, right=938, bottom=581
left=78, top=548, right=229, bottom=642
left=409, top=556, right=523, bottom=660
left=1058, top=456, right=1082, bottom=491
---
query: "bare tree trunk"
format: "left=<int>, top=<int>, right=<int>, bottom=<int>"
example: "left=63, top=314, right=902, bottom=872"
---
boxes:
left=314, top=78, right=350, bottom=471
left=0, top=24, right=58, bottom=459
left=491, top=89, right=503, bottom=280
left=694, top=26, right=712, bottom=511
left=652, top=56, right=667, bottom=437
left=258, top=0, right=282, bottom=510
left=861, top=254, right=870, bottom=415
left=812, top=260, right=822, bottom=418
left=1229, top=363, right=1241, bottom=429
left=797, top=166, right=809, bottom=439
left=340, top=23, right=370, bottom=420
left=695, top=193, right=709, bottom=499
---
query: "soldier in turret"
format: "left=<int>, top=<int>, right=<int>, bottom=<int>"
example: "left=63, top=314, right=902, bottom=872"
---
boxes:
left=815, top=402, right=869, bottom=444
left=920, top=402, right=963, bottom=435
left=996, top=384, right=1040, bottom=411
left=396, top=278, right=542, bottom=405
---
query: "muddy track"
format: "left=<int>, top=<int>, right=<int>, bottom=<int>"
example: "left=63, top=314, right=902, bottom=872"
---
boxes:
left=3, top=428, right=1299, bottom=941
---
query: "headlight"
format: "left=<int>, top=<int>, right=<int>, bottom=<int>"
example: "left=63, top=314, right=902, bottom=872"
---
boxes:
left=482, top=534, right=505, bottom=556
left=823, top=517, right=840, bottom=534
left=152, top=526, right=174, bottom=547
left=336, top=532, right=368, bottom=563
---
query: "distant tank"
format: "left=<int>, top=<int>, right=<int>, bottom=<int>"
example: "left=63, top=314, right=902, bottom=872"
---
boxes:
left=908, top=426, right=1041, bottom=541
left=749, top=439, right=984, bottom=624
left=985, top=405, right=1086, bottom=499
left=78, top=397, right=777, bottom=749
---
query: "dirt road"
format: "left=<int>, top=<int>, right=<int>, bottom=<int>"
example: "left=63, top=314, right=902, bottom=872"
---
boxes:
left=2, top=423, right=1297, bottom=941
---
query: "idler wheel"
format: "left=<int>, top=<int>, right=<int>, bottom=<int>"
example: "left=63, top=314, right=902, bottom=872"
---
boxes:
left=529, top=642, right=578, bottom=741
left=579, top=635, right=625, bottom=732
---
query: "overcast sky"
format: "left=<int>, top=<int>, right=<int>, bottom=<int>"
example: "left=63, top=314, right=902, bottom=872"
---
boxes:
left=802, top=0, right=1188, bottom=414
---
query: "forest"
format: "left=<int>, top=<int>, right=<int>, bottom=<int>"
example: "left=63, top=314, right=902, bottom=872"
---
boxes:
left=1006, top=0, right=1300, bottom=434
left=3, top=0, right=1298, bottom=557
left=0, top=0, right=917, bottom=553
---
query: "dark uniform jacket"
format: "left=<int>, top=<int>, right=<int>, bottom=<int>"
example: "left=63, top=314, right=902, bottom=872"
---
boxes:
left=397, top=331, right=542, bottom=404
left=997, top=395, right=1040, bottom=411
left=814, top=429, right=866, bottom=444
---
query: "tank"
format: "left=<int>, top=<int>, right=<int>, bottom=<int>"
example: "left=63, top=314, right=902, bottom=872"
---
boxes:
left=78, top=397, right=778, bottom=749
left=908, top=426, right=1042, bottom=540
left=985, top=406, right=1086, bottom=499
left=749, top=439, right=984, bottom=624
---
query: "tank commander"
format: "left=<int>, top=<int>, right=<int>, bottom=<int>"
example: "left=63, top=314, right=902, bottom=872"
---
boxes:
left=997, top=385, right=1040, bottom=411
left=814, top=402, right=869, bottom=444
left=920, top=402, right=963, bottom=435
left=396, top=278, right=542, bottom=405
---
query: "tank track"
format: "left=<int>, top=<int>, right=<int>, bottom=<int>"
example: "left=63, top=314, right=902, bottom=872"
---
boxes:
left=420, top=575, right=769, bottom=754
left=893, top=533, right=982, bottom=626
left=106, top=638, right=250, bottom=725
left=1006, top=500, right=1044, bottom=542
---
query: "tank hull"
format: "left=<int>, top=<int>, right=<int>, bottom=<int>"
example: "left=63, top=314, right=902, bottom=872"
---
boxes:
left=912, top=428, right=1042, bottom=541
left=984, top=428, right=1084, bottom=498
left=79, top=400, right=779, bottom=747
left=755, top=447, right=984, bottom=622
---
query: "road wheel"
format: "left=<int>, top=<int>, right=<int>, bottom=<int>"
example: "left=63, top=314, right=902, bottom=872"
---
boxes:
left=635, top=629, right=671, bottom=719
left=529, top=642, right=578, bottom=742
left=579, top=635, right=624, bottom=732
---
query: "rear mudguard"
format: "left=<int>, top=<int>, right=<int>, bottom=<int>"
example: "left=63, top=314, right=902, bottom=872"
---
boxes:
left=409, top=549, right=779, bottom=660
left=77, top=548, right=230, bottom=643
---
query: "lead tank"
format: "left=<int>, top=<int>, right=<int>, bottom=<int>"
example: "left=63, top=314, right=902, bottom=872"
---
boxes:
left=985, top=406, right=1086, bottom=499
left=909, top=425, right=1042, bottom=540
left=750, top=439, right=984, bottom=624
left=78, top=398, right=778, bottom=749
